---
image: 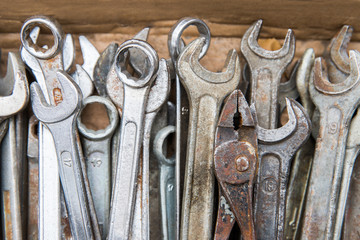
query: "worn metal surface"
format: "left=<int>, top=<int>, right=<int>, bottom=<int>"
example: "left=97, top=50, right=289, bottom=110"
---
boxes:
left=168, top=18, right=211, bottom=240
left=31, top=71, right=95, bottom=239
left=77, top=96, right=119, bottom=239
left=241, top=19, right=295, bottom=129
left=213, top=90, right=257, bottom=240
left=301, top=50, right=360, bottom=240
left=278, top=61, right=300, bottom=113
left=177, top=37, right=240, bottom=240
left=108, top=39, right=158, bottom=239
left=284, top=48, right=315, bottom=240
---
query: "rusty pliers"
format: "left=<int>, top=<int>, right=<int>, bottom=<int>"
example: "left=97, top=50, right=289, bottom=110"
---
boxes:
left=214, top=90, right=258, bottom=240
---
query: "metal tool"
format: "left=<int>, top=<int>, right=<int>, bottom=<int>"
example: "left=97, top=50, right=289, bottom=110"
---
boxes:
left=168, top=18, right=211, bottom=239
left=177, top=37, right=240, bottom=239
left=284, top=48, right=315, bottom=240
left=253, top=98, right=311, bottom=240
left=213, top=90, right=257, bottom=240
left=27, top=115, right=39, bottom=240
left=301, top=50, right=360, bottom=239
left=77, top=96, right=119, bottom=238
left=279, top=61, right=300, bottom=114
left=31, top=70, right=95, bottom=239
left=108, top=39, right=158, bottom=239
left=241, top=19, right=295, bottom=129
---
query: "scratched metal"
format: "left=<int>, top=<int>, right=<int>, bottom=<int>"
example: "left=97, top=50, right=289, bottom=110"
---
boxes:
left=301, top=50, right=360, bottom=240
left=241, top=19, right=295, bottom=129
left=284, top=48, right=315, bottom=240
left=213, top=90, right=257, bottom=240
left=177, top=37, right=240, bottom=240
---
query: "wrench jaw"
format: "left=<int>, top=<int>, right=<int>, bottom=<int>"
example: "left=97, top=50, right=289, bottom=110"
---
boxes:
left=74, top=64, right=94, bottom=99
left=313, top=50, right=360, bottom=95
left=242, top=19, right=295, bottom=60
left=328, top=25, right=353, bottom=75
left=31, top=71, right=82, bottom=124
left=0, top=52, right=29, bottom=118
left=214, top=90, right=257, bottom=240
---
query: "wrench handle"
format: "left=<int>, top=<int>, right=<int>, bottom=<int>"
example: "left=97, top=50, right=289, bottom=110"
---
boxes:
left=49, top=117, right=93, bottom=240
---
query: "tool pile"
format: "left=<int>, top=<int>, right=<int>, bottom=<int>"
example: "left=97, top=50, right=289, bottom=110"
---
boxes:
left=0, top=15, right=359, bottom=239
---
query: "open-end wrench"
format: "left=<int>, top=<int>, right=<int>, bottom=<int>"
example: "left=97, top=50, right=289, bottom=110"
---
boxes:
left=213, top=90, right=257, bottom=240
left=108, top=39, right=158, bottom=240
left=168, top=19, right=211, bottom=239
left=27, top=115, right=39, bottom=240
left=31, top=70, right=94, bottom=239
left=301, top=50, right=360, bottom=239
left=253, top=98, right=311, bottom=240
left=241, top=19, right=295, bottom=129
left=177, top=37, right=240, bottom=239
left=279, top=61, right=300, bottom=114
left=284, top=48, right=315, bottom=240
left=77, top=96, right=119, bottom=239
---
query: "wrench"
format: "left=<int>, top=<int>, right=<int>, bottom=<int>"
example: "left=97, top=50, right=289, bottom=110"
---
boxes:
left=108, top=39, right=158, bottom=239
left=241, top=19, right=295, bottom=129
left=253, top=98, right=311, bottom=240
left=284, top=48, right=315, bottom=240
left=301, top=50, right=360, bottom=239
left=27, top=115, right=39, bottom=240
left=278, top=61, right=300, bottom=114
left=213, top=90, right=257, bottom=240
left=177, top=37, right=240, bottom=239
left=77, top=96, right=119, bottom=239
left=31, top=70, right=94, bottom=239
left=168, top=18, right=211, bottom=239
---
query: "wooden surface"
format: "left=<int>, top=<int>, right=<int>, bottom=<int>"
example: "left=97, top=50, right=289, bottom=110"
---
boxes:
left=1, top=0, right=360, bottom=40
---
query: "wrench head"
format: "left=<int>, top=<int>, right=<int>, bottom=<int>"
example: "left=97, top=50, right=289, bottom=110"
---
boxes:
left=313, top=50, right=360, bottom=95
left=328, top=25, right=353, bottom=75
left=177, top=37, right=241, bottom=98
left=154, top=125, right=176, bottom=166
left=241, top=19, right=295, bottom=60
left=0, top=52, right=29, bottom=118
left=74, top=64, right=94, bottom=99
left=31, top=70, right=82, bottom=123
left=146, top=59, right=171, bottom=113
left=79, top=35, right=100, bottom=78
left=279, top=61, right=300, bottom=112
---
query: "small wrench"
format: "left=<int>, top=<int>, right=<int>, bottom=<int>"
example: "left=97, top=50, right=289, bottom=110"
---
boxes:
left=213, top=89, right=257, bottom=240
left=241, top=19, right=295, bottom=129
left=301, top=50, right=360, bottom=239
left=31, top=71, right=93, bottom=239
left=177, top=37, right=240, bottom=239
left=108, top=39, right=158, bottom=240
left=253, top=98, right=311, bottom=240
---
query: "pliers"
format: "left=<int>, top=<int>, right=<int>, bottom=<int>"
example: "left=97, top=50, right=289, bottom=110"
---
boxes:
left=214, top=89, right=257, bottom=240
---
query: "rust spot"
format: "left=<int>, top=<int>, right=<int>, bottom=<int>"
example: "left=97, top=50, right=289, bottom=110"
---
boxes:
left=3, top=190, right=13, bottom=239
left=53, top=88, right=63, bottom=105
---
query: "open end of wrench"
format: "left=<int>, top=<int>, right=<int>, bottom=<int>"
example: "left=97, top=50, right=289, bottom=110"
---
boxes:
left=245, top=20, right=295, bottom=59
left=115, top=39, right=158, bottom=88
left=154, top=125, right=176, bottom=166
left=146, top=59, right=171, bottom=113
left=255, top=98, right=297, bottom=143
left=74, top=64, right=94, bottom=99
left=314, top=50, right=360, bottom=94
left=78, top=35, right=100, bottom=77
left=31, top=70, right=81, bottom=123
left=0, top=52, right=29, bottom=118
left=179, top=37, right=239, bottom=84
left=330, top=25, right=353, bottom=74
left=77, top=95, right=119, bottom=140
left=20, top=15, right=64, bottom=60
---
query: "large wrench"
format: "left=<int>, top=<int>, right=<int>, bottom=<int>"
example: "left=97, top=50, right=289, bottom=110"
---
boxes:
left=108, top=39, right=158, bottom=240
left=241, top=19, right=295, bottom=129
left=301, top=50, right=360, bottom=239
left=177, top=37, right=240, bottom=239
left=253, top=98, right=311, bottom=239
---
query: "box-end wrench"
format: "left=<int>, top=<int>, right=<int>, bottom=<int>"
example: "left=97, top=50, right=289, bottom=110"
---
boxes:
left=241, top=19, right=295, bottom=129
left=168, top=18, right=211, bottom=239
left=213, top=90, right=257, bottom=240
left=31, top=70, right=94, bottom=239
left=77, top=96, right=119, bottom=238
left=284, top=48, right=315, bottom=240
left=301, top=50, right=360, bottom=239
left=177, top=37, right=240, bottom=239
left=253, top=98, right=311, bottom=240
left=108, top=39, right=158, bottom=240
left=27, top=115, right=39, bottom=240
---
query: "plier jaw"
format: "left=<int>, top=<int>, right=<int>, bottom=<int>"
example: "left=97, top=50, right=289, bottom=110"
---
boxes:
left=214, top=89, right=258, bottom=240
